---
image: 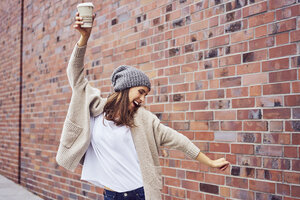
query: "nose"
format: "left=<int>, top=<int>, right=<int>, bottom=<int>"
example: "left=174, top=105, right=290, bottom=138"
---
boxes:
left=140, top=95, right=145, bottom=103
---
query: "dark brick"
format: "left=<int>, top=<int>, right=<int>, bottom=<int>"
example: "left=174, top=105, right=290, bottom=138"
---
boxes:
left=169, top=48, right=180, bottom=57
left=173, top=19, right=184, bottom=27
left=185, top=44, right=194, bottom=53
left=231, top=166, right=241, bottom=176
left=173, top=94, right=184, bottom=102
left=166, top=4, right=172, bottom=12
left=111, top=18, right=118, bottom=25
left=243, top=52, right=254, bottom=62
left=206, top=49, right=218, bottom=58
left=226, top=12, right=234, bottom=22
left=200, top=183, right=219, bottom=194
left=225, top=21, right=242, bottom=33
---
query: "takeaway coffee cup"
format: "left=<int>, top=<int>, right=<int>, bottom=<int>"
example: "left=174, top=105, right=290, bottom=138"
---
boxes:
left=77, top=2, right=94, bottom=28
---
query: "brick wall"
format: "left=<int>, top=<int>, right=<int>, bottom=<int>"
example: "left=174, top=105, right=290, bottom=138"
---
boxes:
left=0, top=0, right=299, bottom=199
left=0, top=0, right=21, bottom=182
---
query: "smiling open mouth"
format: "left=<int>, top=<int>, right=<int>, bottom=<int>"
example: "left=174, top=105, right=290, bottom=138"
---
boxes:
left=133, top=100, right=141, bottom=108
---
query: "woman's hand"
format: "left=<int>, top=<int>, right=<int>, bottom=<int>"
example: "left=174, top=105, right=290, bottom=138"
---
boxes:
left=196, top=152, right=230, bottom=171
left=74, top=12, right=96, bottom=46
left=210, top=158, right=230, bottom=171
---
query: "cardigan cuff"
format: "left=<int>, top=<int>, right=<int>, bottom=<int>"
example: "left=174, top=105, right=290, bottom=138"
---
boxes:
left=74, top=44, right=87, bottom=58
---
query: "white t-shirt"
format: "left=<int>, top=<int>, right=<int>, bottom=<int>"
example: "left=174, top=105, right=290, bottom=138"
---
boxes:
left=81, top=113, right=143, bottom=192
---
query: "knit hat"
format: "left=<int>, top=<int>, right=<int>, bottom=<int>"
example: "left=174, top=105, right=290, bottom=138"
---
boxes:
left=111, top=65, right=151, bottom=92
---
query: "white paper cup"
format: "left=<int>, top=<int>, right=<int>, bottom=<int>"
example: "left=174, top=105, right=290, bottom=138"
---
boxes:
left=77, top=2, right=94, bottom=28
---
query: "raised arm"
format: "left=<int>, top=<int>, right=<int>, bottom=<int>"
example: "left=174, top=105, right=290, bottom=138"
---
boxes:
left=66, top=12, right=96, bottom=88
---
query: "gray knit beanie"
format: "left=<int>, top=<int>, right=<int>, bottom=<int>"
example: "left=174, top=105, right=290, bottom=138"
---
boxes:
left=111, top=65, right=151, bottom=92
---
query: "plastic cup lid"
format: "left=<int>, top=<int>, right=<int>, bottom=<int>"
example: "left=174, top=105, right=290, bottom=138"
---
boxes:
left=77, top=2, right=94, bottom=8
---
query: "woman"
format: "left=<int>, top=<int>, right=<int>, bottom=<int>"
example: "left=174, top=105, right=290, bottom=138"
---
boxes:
left=56, top=12, right=229, bottom=200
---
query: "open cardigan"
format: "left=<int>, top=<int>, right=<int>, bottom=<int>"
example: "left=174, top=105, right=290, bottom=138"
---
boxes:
left=56, top=44, right=201, bottom=200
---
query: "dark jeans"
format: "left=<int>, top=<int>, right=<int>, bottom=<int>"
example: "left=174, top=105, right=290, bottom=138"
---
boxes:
left=103, top=187, right=145, bottom=200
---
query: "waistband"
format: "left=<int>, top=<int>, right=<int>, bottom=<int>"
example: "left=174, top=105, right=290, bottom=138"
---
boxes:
left=104, top=187, right=144, bottom=197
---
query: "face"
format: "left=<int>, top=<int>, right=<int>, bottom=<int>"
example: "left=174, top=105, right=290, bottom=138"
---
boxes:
left=128, top=86, right=150, bottom=111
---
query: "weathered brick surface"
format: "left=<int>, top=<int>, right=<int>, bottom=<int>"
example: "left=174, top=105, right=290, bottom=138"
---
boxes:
left=1, top=0, right=299, bottom=199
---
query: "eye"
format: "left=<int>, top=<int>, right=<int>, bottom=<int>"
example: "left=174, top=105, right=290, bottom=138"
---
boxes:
left=138, top=90, right=143, bottom=95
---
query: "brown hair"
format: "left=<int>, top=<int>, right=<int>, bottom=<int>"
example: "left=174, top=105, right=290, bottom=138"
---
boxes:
left=103, top=89, right=137, bottom=127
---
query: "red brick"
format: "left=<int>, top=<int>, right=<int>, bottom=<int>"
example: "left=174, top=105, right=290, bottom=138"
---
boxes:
left=231, top=29, right=254, bottom=43
left=208, top=35, right=229, bottom=48
left=270, top=121, right=283, bottom=132
left=242, top=73, right=268, bottom=86
left=291, top=30, right=300, bottom=42
left=226, top=177, right=248, bottom=189
left=284, top=146, right=298, bottom=158
left=244, top=121, right=268, bottom=131
left=255, top=25, right=268, bottom=38
left=195, top=111, right=213, bottom=121
left=221, top=121, right=242, bottom=131
left=172, top=102, right=189, bottom=111
left=186, top=171, right=204, bottom=182
left=232, top=144, right=254, bottom=154
left=210, top=142, right=230, bottom=153
left=249, top=180, right=275, bottom=193
left=262, top=58, right=289, bottom=72
left=169, top=187, right=186, bottom=198
left=226, top=87, right=248, bottom=98
left=190, top=121, right=209, bottom=130
left=292, top=82, right=300, bottom=93
left=232, top=98, right=255, bottom=108
left=195, top=132, right=214, bottom=141
left=293, top=160, right=300, bottom=171
left=276, top=4, right=300, bottom=20
left=250, top=85, right=261, bottom=96
left=276, top=32, right=289, bottom=45
left=227, top=42, right=248, bottom=54
left=186, top=191, right=204, bottom=200
left=256, top=96, right=283, bottom=107
left=285, top=95, right=300, bottom=106
left=249, top=36, right=274, bottom=50
left=263, top=158, right=290, bottom=170
left=220, top=77, right=241, bottom=88
left=190, top=101, right=208, bottom=110
left=292, top=185, right=300, bottom=197
left=237, top=62, right=260, bottom=75
left=182, top=180, right=199, bottom=191
left=237, top=109, right=261, bottom=120
left=215, top=66, right=235, bottom=78
left=256, top=169, right=283, bottom=182
left=249, top=12, right=275, bottom=28
left=269, top=44, right=297, bottom=59
left=205, top=174, right=225, bottom=185
left=269, top=0, right=296, bottom=10
left=242, top=49, right=268, bottom=62
left=263, top=83, right=290, bottom=95
left=231, top=188, right=254, bottom=199
left=205, top=89, right=224, bottom=99
left=263, top=108, right=291, bottom=119
left=277, top=183, right=291, bottom=196
left=219, top=54, right=241, bottom=66
left=269, top=69, right=297, bottom=83
left=284, top=172, right=300, bottom=184
left=263, top=133, right=290, bottom=145
left=215, top=110, right=236, bottom=120
left=165, top=177, right=180, bottom=187
left=243, top=2, right=267, bottom=17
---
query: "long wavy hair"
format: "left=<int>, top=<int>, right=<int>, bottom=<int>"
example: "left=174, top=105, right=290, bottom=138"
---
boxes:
left=103, top=89, right=137, bottom=127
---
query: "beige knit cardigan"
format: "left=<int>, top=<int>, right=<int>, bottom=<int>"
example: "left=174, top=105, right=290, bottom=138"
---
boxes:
left=56, top=44, right=201, bottom=200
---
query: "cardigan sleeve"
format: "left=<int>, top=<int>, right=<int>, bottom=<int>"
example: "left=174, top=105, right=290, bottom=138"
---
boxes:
left=151, top=113, right=200, bottom=160
left=66, top=44, right=88, bottom=89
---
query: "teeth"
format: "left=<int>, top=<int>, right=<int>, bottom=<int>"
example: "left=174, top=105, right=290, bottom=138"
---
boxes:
left=133, top=101, right=139, bottom=106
